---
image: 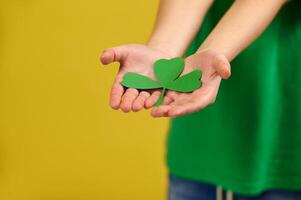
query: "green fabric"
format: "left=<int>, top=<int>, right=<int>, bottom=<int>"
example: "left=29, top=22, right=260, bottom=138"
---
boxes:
left=167, top=0, right=301, bottom=196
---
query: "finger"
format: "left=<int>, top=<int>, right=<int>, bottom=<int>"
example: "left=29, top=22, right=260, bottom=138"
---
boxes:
left=144, top=90, right=161, bottom=109
left=168, top=95, right=213, bottom=117
left=165, top=91, right=177, bottom=101
left=100, top=46, right=127, bottom=65
left=168, top=102, right=195, bottom=117
left=162, top=95, right=173, bottom=105
left=110, top=75, right=125, bottom=110
left=151, top=105, right=172, bottom=118
left=120, top=88, right=139, bottom=112
left=132, top=91, right=151, bottom=112
left=213, top=54, right=231, bottom=79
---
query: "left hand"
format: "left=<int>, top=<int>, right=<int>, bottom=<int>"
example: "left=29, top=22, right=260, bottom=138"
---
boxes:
left=148, top=49, right=231, bottom=117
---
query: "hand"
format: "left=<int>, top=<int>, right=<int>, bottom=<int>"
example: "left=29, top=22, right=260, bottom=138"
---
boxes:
left=150, top=49, right=231, bottom=117
left=100, top=44, right=172, bottom=112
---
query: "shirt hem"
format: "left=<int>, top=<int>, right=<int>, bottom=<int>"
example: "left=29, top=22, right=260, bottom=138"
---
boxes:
left=167, top=163, right=301, bottom=196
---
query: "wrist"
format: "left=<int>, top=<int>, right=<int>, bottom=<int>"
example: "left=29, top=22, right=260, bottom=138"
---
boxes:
left=147, top=38, right=184, bottom=57
left=196, top=47, right=231, bottom=62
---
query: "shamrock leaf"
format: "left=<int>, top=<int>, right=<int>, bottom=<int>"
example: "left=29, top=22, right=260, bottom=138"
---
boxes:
left=154, top=58, right=184, bottom=84
left=165, top=70, right=202, bottom=92
left=121, top=57, right=201, bottom=107
left=121, top=72, right=161, bottom=89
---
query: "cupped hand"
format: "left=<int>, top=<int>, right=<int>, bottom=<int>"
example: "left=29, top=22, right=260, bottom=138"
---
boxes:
left=100, top=44, right=171, bottom=112
left=150, top=49, right=231, bottom=117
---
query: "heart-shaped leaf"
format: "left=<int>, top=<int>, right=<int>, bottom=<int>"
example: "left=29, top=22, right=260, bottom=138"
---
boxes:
left=166, top=70, right=201, bottom=92
left=154, top=57, right=184, bottom=84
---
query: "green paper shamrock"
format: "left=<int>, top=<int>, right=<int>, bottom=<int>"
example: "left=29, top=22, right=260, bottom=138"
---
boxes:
left=121, top=57, right=202, bottom=106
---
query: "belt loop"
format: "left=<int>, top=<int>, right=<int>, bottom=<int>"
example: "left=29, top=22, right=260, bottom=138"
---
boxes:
left=216, top=186, right=223, bottom=200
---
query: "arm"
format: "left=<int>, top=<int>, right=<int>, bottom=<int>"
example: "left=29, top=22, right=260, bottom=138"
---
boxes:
left=148, top=0, right=214, bottom=57
left=152, top=0, right=288, bottom=117
left=199, top=0, right=287, bottom=61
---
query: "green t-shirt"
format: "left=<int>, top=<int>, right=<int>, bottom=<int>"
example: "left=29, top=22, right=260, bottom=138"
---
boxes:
left=167, top=0, right=301, bottom=196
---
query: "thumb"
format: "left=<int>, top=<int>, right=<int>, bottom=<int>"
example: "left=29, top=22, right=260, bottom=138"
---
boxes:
left=213, top=54, right=231, bottom=79
left=100, top=46, right=128, bottom=65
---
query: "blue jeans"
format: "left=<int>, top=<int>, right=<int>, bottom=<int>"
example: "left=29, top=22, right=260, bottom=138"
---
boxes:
left=169, top=175, right=301, bottom=200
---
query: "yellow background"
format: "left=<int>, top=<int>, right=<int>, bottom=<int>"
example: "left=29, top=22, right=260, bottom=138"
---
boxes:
left=0, top=0, right=169, bottom=199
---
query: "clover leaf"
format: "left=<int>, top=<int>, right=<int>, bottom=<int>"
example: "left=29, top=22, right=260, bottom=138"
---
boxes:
left=121, top=57, right=201, bottom=106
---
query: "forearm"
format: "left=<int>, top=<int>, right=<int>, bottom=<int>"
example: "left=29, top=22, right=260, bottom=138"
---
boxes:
left=198, top=0, right=287, bottom=61
left=147, top=0, right=214, bottom=57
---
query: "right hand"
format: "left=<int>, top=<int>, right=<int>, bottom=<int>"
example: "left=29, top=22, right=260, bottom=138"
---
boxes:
left=100, top=44, right=172, bottom=112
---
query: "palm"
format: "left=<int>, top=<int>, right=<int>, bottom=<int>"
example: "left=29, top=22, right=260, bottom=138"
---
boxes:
left=118, top=45, right=165, bottom=80
left=101, top=44, right=171, bottom=112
